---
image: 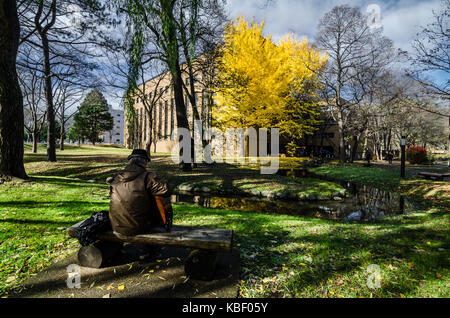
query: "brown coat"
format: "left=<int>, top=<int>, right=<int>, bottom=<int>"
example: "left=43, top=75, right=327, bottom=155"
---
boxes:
left=109, top=163, right=170, bottom=236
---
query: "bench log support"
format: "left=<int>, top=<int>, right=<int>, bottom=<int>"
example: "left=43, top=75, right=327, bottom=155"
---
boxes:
left=184, top=249, right=218, bottom=281
left=77, top=241, right=123, bottom=269
left=68, top=222, right=233, bottom=281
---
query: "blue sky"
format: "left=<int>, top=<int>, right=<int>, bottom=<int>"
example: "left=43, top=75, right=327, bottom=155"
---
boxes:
left=225, top=0, right=442, bottom=51
left=108, top=0, right=447, bottom=110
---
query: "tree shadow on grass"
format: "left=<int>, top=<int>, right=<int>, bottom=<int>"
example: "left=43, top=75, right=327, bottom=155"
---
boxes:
left=10, top=245, right=238, bottom=298
left=173, top=204, right=449, bottom=297
left=28, top=176, right=110, bottom=189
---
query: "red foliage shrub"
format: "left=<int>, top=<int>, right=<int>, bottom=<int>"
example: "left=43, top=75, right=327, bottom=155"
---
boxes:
left=406, top=146, right=427, bottom=164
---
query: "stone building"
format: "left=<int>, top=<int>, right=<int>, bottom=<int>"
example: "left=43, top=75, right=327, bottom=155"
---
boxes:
left=124, top=67, right=214, bottom=153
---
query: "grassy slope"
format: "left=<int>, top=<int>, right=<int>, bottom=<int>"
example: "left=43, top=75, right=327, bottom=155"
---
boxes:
left=0, top=146, right=448, bottom=297
left=310, top=165, right=450, bottom=202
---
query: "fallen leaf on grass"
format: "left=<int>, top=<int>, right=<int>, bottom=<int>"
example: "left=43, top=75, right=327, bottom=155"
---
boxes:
left=6, top=276, right=16, bottom=283
left=158, top=276, right=166, bottom=281
left=107, top=285, right=114, bottom=290
left=102, top=294, right=111, bottom=298
left=118, top=285, right=125, bottom=291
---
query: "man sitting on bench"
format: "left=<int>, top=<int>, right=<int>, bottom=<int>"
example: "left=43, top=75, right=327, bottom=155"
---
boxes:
left=109, top=149, right=171, bottom=236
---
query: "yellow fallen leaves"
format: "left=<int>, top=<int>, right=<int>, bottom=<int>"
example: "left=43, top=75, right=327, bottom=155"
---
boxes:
left=118, top=285, right=125, bottom=291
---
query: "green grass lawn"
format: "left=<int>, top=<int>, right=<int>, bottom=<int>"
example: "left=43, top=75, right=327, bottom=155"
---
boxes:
left=0, top=146, right=448, bottom=298
left=310, top=164, right=450, bottom=203
left=309, top=165, right=405, bottom=190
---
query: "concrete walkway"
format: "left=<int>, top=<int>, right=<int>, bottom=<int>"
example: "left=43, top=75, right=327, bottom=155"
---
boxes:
left=11, top=243, right=240, bottom=298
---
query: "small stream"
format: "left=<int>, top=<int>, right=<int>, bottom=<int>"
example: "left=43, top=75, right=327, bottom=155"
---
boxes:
left=171, top=169, right=413, bottom=221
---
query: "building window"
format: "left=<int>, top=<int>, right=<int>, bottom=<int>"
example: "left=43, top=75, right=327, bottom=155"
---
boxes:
left=171, top=99, right=175, bottom=137
left=139, top=108, right=142, bottom=141
left=158, top=102, right=163, bottom=136
left=165, top=86, right=169, bottom=94
left=312, top=132, right=335, bottom=139
left=185, top=96, right=190, bottom=119
left=143, top=110, right=147, bottom=142
left=153, top=104, right=157, bottom=138
left=164, top=100, right=168, bottom=138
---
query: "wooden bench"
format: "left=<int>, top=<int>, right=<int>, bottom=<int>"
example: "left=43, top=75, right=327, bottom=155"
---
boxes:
left=67, top=221, right=233, bottom=281
left=418, top=172, right=450, bottom=181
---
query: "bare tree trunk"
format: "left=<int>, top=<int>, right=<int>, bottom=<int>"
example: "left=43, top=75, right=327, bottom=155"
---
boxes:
left=35, top=0, right=57, bottom=162
left=59, top=108, right=65, bottom=151
left=32, top=132, right=39, bottom=153
left=145, top=111, right=153, bottom=157
left=337, top=114, right=346, bottom=163
left=350, top=135, right=358, bottom=163
left=0, top=0, right=27, bottom=179
left=173, top=61, right=192, bottom=171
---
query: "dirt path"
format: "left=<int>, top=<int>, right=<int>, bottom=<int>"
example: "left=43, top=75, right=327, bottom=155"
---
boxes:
left=10, top=243, right=240, bottom=298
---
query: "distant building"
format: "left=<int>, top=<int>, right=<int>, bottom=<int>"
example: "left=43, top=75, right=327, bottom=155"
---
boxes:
left=99, top=105, right=124, bottom=145
left=125, top=63, right=214, bottom=152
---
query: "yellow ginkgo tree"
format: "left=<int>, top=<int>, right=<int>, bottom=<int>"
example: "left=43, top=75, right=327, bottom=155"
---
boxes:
left=213, top=16, right=327, bottom=141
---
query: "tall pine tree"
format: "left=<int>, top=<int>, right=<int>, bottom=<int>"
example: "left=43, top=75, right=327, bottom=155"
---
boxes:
left=73, top=89, right=114, bottom=145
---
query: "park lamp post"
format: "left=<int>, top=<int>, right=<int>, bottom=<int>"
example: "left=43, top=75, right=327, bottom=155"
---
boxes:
left=401, top=136, right=406, bottom=179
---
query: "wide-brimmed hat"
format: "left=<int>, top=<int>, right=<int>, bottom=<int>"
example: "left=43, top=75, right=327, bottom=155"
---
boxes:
left=127, top=149, right=151, bottom=161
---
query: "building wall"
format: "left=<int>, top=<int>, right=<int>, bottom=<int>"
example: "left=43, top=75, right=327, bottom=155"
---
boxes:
left=124, top=69, right=213, bottom=153
left=100, top=105, right=124, bottom=145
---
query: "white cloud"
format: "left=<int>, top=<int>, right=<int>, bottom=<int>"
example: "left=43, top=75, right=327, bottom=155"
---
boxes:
left=224, top=0, right=442, bottom=50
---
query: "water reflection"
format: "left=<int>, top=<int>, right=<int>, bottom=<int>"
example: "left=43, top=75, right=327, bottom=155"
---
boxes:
left=171, top=188, right=411, bottom=221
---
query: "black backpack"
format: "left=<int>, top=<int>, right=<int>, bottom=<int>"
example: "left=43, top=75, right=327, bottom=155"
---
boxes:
left=75, top=211, right=112, bottom=246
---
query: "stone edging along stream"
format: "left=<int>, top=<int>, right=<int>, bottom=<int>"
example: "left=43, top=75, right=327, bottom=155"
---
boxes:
left=174, top=183, right=348, bottom=202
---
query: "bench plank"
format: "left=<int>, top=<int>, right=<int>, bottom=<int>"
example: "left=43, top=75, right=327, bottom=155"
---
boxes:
left=67, top=222, right=233, bottom=253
